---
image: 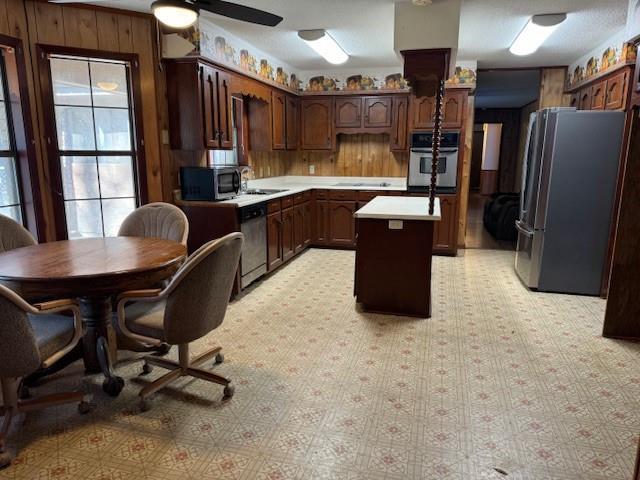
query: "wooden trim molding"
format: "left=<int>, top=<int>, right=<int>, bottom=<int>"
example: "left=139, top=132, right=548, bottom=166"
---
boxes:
left=0, top=33, right=46, bottom=241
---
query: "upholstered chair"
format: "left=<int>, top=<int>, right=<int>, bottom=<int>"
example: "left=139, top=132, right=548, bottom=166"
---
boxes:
left=118, top=202, right=189, bottom=246
left=0, top=285, right=92, bottom=468
left=115, top=232, right=243, bottom=411
left=0, top=214, right=36, bottom=253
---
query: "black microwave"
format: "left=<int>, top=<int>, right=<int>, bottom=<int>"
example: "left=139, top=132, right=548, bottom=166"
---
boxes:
left=180, top=166, right=241, bottom=201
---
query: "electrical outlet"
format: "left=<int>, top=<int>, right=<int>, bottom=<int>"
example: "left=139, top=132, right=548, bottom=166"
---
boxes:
left=259, top=167, right=264, bottom=177
left=309, top=164, right=315, bottom=174
left=267, top=166, right=271, bottom=176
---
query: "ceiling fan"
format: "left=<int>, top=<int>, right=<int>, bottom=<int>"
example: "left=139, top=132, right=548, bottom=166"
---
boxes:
left=49, top=0, right=284, bottom=28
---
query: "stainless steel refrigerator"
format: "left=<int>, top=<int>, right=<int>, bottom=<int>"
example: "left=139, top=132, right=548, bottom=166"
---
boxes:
left=514, top=108, right=624, bottom=295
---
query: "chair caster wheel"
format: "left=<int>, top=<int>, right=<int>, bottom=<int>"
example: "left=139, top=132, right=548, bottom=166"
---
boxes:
left=18, top=384, right=30, bottom=400
left=154, top=343, right=171, bottom=356
left=102, top=376, right=124, bottom=397
left=142, top=363, right=153, bottom=375
left=0, top=451, right=13, bottom=470
left=222, top=384, right=234, bottom=400
left=78, top=401, right=95, bottom=415
left=214, top=353, right=224, bottom=365
left=140, top=399, right=151, bottom=412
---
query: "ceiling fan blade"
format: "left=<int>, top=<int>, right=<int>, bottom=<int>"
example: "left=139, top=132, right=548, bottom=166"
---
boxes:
left=195, top=0, right=283, bottom=27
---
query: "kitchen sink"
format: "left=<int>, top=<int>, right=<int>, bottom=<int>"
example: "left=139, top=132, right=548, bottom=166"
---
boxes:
left=332, top=182, right=392, bottom=187
left=243, top=188, right=288, bottom=195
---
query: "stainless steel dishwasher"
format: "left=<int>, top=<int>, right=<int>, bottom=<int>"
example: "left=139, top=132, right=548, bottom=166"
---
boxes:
left=238, top=202, right=267, bottom=288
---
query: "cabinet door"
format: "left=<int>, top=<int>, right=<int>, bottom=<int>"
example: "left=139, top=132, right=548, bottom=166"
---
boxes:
left=391, top=96, right=409, bottom=151
left=579, top=87, right=593, bottom=110
left=272, top=90, right=286, bottom=150
left=364, top=96, right=392, bottom=128
left=285, top=96, right=299, bottom=150
left=315, top=200, right=329, bottom=244
left=605, top=70, right=628, bottom=110
left=200, top=64, right=219, bottom=148
left=569, top=91, right=580, bottom=109
left=217, top=70, right=233, bottom=149
left=329, top=201, right=356, bottom=246
left=267, top=211, right=283, bottom=271
left=282, top=207, right=296, bottom=261
left=442, top=91, right=465, bottom=128
left=303, top=201, right=313, bottom=247
left=591, top=80, right=606, bottom=110
left=302, top=98, right=334, bottom=150
left=294, top=204, right=304, bottom=253
left=412, top=95, right=435, bottom=129
left=433, top=195, right=458, bottom=254
left=335, top=97, right=362, bottom=128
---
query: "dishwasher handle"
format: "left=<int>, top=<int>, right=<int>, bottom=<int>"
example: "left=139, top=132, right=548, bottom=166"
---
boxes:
left=515, top=220, right=534, bottom=238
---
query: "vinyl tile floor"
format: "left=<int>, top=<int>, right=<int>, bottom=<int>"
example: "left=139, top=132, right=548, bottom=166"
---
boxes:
left=1, top=248, right=639, bottom=479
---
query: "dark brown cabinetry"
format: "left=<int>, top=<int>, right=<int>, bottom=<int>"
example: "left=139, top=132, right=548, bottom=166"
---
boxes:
left=271, top=90, right=286, bottom=150
left=166, top=59, right=233, bottom=150
left=335, top=97, right=362, bottom=128
left=391, top=96, right=409, bottom=151
left=285, top=96, right=300, bottom=150
left=605, top=69, right=628, bottom=110
left=363, top=96, right=392, bottom=128
left=281, top=206, right=295, bottom=261
left=571, top=67, right=631, bottom=112
left=267, top=210, right=283, bottom=271
left=302, top=97, right=334, bottom=150
left=433, top=195, right=458, bottom=255
left=315, top=198, right=329, bottom=244
left=328, top=200, right=356, bottom=247
left=411, top=90, right=465, bottom=130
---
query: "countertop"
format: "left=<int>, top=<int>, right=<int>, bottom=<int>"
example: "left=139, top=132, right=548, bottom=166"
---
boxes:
left=175, top=176, right=408, bottom=208
left=354, top=196, right=441, bottom=221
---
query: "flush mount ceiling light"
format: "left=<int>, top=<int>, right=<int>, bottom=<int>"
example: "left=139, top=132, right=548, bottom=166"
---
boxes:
left=510, top=13, right=567, bottom=56
left=151, top=0, right=199, bottom=29
left=298, top=30, right=349, bottom=65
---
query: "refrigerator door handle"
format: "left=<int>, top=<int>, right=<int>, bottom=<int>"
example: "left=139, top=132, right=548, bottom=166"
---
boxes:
left=515, top=220, right=534, bottom=238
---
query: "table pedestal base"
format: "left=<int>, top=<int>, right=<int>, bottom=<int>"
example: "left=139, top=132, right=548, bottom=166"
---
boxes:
left=79, top=296, right=124, bottom=396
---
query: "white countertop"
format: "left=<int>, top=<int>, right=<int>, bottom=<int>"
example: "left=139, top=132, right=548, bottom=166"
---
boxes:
left=176, top=176, right=408, bottom=208
left=354, top=196, right=441, bottom=221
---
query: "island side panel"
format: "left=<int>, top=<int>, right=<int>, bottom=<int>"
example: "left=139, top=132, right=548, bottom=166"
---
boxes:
left=354, top=218, right=434, bottom=317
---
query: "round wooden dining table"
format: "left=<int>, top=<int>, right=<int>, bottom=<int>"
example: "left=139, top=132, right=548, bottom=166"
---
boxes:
left=0, top=237, right=187, bottom=396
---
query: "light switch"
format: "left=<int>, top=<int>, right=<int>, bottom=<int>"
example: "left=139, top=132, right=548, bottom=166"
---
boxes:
left=389, top=220, right=403, bottom=230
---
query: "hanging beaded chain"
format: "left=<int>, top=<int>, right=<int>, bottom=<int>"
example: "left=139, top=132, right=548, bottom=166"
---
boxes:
left=429, top=79, right=445, bottom=215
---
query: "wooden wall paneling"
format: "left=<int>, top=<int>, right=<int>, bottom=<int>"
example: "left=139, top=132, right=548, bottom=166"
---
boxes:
left=62, top=7, right=98, bottom=49
left=95, top=11, right=119, bottom=51
left=457, top=94, right=474, bottom=247
left=31, top=2, right=65, bottom=44
left=117, top=14, right=134, bottom=53
left=130, top=15, right=163, bottom=202
left=539, top=67, right=571, bottom=108
left=0, top=0, right=9, bottom=35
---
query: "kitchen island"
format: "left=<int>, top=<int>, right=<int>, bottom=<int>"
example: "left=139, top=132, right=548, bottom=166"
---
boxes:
left=354, top=196, right=441, bottom=318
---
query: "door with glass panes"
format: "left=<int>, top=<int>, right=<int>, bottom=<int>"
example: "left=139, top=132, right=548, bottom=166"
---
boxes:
left=41, top=48, right=145, bottom=239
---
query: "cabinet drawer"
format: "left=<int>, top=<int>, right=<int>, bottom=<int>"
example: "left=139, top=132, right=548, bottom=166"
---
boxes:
left=302, top=190, right=312, bottom=202
left=357, top=190, right=381, bottom=202
left=294, top=193, right=305, bottom=205
left=315, top=189, right=328, bottom=200
left=281, top=195, right=294, bottom=209
left=267, top=200, right=281, bottom=214
left=329, top=190, right=357, bottom=201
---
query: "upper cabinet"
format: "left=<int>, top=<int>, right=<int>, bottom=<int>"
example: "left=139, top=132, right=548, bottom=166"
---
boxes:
left=579, top=87, right=593, bottom=110
left=166, top=59, right=233, bottom=150
left=271, top=90, right=286, bottom=150
left=411, top=90, right=466, bottom=130
left=390, top=96, right=409, bottom=151
left=335, top=97, right=363, bottom=128
left=569, top=66, right=632, bottom=112
left=363, top=96, right=392, bottom=128
left=285, top=96, right=300, bottom=150
left=301, top=97, right=334, bottom=150
left=591, top=80, right=606, bottom=110
left=604, top=69, right=628, bottom=110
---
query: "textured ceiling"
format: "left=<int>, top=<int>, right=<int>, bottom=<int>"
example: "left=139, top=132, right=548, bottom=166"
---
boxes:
left=92, top=0, right=628, bottom=70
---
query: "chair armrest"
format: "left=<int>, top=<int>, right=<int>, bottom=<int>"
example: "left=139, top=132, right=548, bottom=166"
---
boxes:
left=116, top=289, right=164, bottom=303
left=33, top=298, right=77, bottom=312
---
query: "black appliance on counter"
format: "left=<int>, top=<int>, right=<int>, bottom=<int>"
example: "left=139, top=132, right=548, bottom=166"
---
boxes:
left=180, top=166, right=241, bottom=201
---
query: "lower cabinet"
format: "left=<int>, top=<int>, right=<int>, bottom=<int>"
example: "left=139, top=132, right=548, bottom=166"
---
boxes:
left=328, top=200, right=356, bottom=247
left=433, top=195, right=458, bottom=255
left=315, top=200, right=329, bottom=244
left=303, top=202, right=313, bottom=247
left=282, top=207, right=295, bottom=261
left=267, top=211, right=283, bottom=271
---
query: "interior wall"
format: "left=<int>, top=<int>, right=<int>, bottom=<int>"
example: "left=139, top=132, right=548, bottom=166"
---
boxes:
left=0, top=1, right=165, bottom=240
left=539, top=67, right=571, bottom=108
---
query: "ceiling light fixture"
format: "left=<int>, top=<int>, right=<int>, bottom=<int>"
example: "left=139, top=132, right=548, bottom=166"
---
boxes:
left=510, top=13, right=567, bottom=56
left=298, top=29, right=349, bottom=65
left=151, top=0, right=199, bottom=29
